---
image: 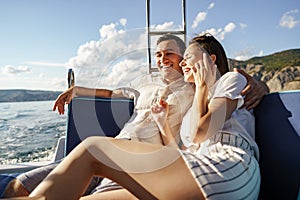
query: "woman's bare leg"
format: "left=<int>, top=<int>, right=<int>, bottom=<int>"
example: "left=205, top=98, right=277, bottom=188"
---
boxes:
left=80, top=189, right=138, bottom=200
left=30, top=136, right=204, bottom=200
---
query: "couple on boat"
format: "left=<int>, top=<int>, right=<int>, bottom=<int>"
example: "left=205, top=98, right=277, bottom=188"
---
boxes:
left=4, top=33, right=268, bottom=200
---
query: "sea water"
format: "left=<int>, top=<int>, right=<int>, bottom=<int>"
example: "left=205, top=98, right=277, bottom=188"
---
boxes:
left=0, top=101, right=67, bottom=165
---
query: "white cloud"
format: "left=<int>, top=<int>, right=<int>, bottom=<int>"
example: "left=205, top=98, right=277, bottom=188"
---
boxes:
left=234, top=47, right=253, bottom=60
left=24, top=61, right=65, bottom=67
left=1, top=65, right=31, bottom=76
left=234, top=48, right=264, bottom=61
left=191, top=3, right=215, bottom=29
left=200, top=22, right=236, bottom=41
left=234, top=55, right=248, bottom=61
left=119, top=18, right=127, bottom=27
left=99, top=23, right=118, bottom=40
left=240, top=23, right=247, bottom=29
left=280, top=9, right=300, bottom=29
left=151, top=21, right=180, bottom=30
left=97, top=59, right=147, bottom=88
left=224, top=22, right=236, bottom=33
left=66, top=19, right=149, bottom=89
left=208, top=3, right=215, bottom=10
left=192, top=12, right=207, bottom=29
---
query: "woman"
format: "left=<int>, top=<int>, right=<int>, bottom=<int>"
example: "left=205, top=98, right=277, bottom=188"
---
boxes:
left=29, top=34, right=260, bottom=200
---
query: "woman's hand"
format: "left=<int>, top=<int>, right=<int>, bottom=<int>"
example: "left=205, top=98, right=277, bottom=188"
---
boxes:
left=52, top=86, right=78, bottom=115
left=151, top=98, right=178, bottom=147
left=193, top=53, right=217, bottom=89
left=150, top=98, right=169, bottom=129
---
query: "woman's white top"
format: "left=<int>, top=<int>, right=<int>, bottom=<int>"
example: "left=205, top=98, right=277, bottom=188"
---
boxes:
left=180, top=72, right=259, bottom=159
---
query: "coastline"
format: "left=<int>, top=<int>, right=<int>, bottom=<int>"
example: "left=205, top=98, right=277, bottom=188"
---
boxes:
left=0, top=89, right=62, bottom=103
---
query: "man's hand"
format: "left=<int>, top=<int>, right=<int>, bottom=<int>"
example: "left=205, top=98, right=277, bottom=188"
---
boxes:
left=52, top=87, right=77, bottom=115
left=234, top=68, right=269, bottom=110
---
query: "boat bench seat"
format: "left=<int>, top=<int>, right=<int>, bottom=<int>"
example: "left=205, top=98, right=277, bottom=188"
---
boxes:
left=253, top=91, right=300, bottom=200
left=1, top=91, right=300, bottom=199
left=65, top=97, right=135, bottom=155
left=66, top=92, right=300, bottom=199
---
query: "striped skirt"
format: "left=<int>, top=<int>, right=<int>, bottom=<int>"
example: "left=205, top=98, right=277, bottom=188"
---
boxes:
left=181, top=133, right=261, bottom=200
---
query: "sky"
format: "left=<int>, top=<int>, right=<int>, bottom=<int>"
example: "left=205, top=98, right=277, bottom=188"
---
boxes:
left=0, top=0, right=299, bottom=91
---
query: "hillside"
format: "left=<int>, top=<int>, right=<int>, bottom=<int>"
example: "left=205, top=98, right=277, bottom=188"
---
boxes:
left=0, top=89, right=62, bottom=103
left=246, top=49, right=300, bottom=72
left=228, top=49, right=300, bottom=92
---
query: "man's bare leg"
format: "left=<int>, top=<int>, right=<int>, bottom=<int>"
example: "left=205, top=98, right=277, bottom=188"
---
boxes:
left=1, top=196, right=45, bottom=200
left=3, top=179, right=30, bottom=198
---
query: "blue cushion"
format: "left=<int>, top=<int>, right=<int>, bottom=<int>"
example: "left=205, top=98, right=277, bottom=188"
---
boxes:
left=65, top=97, right=134, bottom=155
left=254, top=91, right=300, bottom=199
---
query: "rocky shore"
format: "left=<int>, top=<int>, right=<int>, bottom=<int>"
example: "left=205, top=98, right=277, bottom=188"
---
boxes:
left=229, top=48, right=300, bottom=92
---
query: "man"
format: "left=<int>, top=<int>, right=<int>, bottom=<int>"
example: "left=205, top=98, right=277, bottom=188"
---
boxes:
left=3, top=33, right=269, bottom=197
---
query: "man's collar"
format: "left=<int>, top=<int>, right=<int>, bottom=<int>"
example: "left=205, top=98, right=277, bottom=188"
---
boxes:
left=163, top=76, right=185, bottom=85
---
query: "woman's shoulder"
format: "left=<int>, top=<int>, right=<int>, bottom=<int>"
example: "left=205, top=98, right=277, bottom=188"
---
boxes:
left=217, top=71, right=247, bottom=89
left=221, top=71, right=247, bottom=83
left=213, top=71, right=247, bottom=99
